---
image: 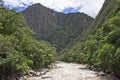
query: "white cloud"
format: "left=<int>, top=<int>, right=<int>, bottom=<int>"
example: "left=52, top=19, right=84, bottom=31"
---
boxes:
left=3, top=0, right=105, bottom=17
left=21, top=0, right=84, bottom=11
left=80, top=0, right=105, bottom=18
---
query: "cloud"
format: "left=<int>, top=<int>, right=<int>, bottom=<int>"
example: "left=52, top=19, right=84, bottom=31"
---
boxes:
left=63, top=7, right=82, bottom=14
left=80, top=0, right=105, bottom=18
left=3, top=0, right=105, bottom=17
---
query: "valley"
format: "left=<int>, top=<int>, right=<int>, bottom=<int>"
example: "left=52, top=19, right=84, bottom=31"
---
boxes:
left=22, top=3, right=93, bottom=52
left=0, top=0, right=120, bottom=79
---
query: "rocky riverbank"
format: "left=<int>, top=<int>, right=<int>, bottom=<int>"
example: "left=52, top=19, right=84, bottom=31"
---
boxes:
left=25, top=61, right=119, bottom=80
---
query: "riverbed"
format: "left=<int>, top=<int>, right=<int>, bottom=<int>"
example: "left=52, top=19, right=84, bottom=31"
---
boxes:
left=27, top=61, right=119, bottom=80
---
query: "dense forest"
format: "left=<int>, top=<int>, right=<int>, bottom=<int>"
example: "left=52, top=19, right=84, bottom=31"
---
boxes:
left=22, top=4, right=93, bottom=52
left=0, top=2, right=57, bottom=79
left=0, top=0, right=120, bottom=79
left=61, top=0, right=120, bottom=77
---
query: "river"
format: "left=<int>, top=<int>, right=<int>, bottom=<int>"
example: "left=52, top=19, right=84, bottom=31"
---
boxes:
left=27, top=61, right=119, bottom=80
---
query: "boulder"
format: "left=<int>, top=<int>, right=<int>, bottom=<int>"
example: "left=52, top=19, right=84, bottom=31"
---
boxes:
left=97, top=71, right=106, bottom=76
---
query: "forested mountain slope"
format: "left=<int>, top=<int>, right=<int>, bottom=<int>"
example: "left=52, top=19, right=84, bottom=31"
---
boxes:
left=22, top=3, right=93, bottom=51
left=61, top=0, right=120, bottom=77
left=0, top=7, right=57, bottom=79
left=85, top=0, right=120, bottom=36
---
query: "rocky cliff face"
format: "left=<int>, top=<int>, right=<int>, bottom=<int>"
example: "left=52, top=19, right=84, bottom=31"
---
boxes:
left=22, top=3, right=93, bottom=51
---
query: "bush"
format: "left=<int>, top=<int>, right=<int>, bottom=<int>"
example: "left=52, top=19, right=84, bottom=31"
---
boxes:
left=0, top=7, right=57, bottom=79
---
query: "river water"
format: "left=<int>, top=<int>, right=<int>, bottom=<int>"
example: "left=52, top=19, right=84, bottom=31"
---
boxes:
left=27, top=61, right=119, bottom=80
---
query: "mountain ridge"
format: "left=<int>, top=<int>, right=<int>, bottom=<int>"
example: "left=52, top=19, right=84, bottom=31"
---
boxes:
left=61, top=0, right=120, bottom=77
left=61, top=0, right=120, bottom=54
left=22, top=3, right=94, bottom=51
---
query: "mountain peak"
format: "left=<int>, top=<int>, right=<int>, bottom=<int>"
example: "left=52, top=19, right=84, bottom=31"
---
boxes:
left=22, top=4, right=94, bottom=51
left=30, top=3, right=44, bottom=8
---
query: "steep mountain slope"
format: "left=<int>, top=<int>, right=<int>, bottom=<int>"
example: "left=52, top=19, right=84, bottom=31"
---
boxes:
left=22, top=3, right=93, bottom=51
left=61, top=0, right=120, bottom=55
left=85, top=0, right=120, bottom=36
left=61, top=0, right=120, bottom=77
left=0, top=7, right=57, bottom=79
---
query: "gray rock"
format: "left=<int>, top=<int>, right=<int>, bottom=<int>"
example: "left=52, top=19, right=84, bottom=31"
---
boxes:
left=40, top=71, right=46, bottom=75
left=97, top=71, right=106, bottom=76
left=19, top=76, right=27, bottom=80
left=41, top=75, right=52, bottom=79
left=28, top=70, right=37, bottom=76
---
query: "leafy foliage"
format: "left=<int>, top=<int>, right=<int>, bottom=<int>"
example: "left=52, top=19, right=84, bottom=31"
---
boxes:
left=22, top=4, right=93, bottom=52
left=82, top=13, right=120, bottom=76
left=0, top=7, right=57, bottom=79
left=61, top=0, right=120, bottom=77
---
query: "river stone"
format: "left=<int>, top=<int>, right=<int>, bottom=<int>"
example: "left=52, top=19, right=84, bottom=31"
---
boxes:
left=97, top=71, right=106, bottom=76
left=41, top=75, right=52, bottom=79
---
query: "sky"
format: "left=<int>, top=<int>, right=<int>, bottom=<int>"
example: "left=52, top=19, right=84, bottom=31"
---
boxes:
left=3, top=0, right=105, bottom=18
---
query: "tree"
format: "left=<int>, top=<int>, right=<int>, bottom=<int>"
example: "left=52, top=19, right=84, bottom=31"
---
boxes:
left=0, top=7, right=57, bottom=79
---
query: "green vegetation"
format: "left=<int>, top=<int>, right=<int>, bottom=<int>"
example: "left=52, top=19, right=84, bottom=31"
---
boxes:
left=82, top=13, right=120, bottom=76
left=0, top=6, right=57, bottom=79
left=1, top=0, right=120, bottom=79
left=22, top=4, right=93, bottom=52
left=61, top=0, right=120, bottom=77
left=61, top=41, right=85, bottom=63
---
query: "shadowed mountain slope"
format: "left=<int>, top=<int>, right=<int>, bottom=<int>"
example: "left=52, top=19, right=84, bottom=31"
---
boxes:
left=22, top=3, right=93, bottom=51
left=61, top=0, right=120, bottom=77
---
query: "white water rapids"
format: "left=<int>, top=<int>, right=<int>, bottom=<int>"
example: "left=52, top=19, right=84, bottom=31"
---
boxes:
left=27, top=61, right=119, bottom=80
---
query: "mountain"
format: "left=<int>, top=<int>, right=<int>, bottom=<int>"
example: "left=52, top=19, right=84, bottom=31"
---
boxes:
left=84, top=0, right=120, bottom=37
left=61, top=0, right=120, bottom=53
left=61, top=0, right=120, bottom=77
left=61, top=0, right=120, bottom=56
left=22, top=3, right=93, bottom=52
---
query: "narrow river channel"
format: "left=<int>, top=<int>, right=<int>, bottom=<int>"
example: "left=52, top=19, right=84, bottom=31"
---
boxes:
left=27, top=61, right=119, bottom=80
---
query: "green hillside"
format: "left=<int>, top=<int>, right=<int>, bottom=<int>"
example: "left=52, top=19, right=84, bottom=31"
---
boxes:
left=1, top=0, right=120, bottom=79
left=0, top=6, right=57, bottom=79
left=22, top=4, right=93, bottom=52
left=61, top=0, right=120, bottom=77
